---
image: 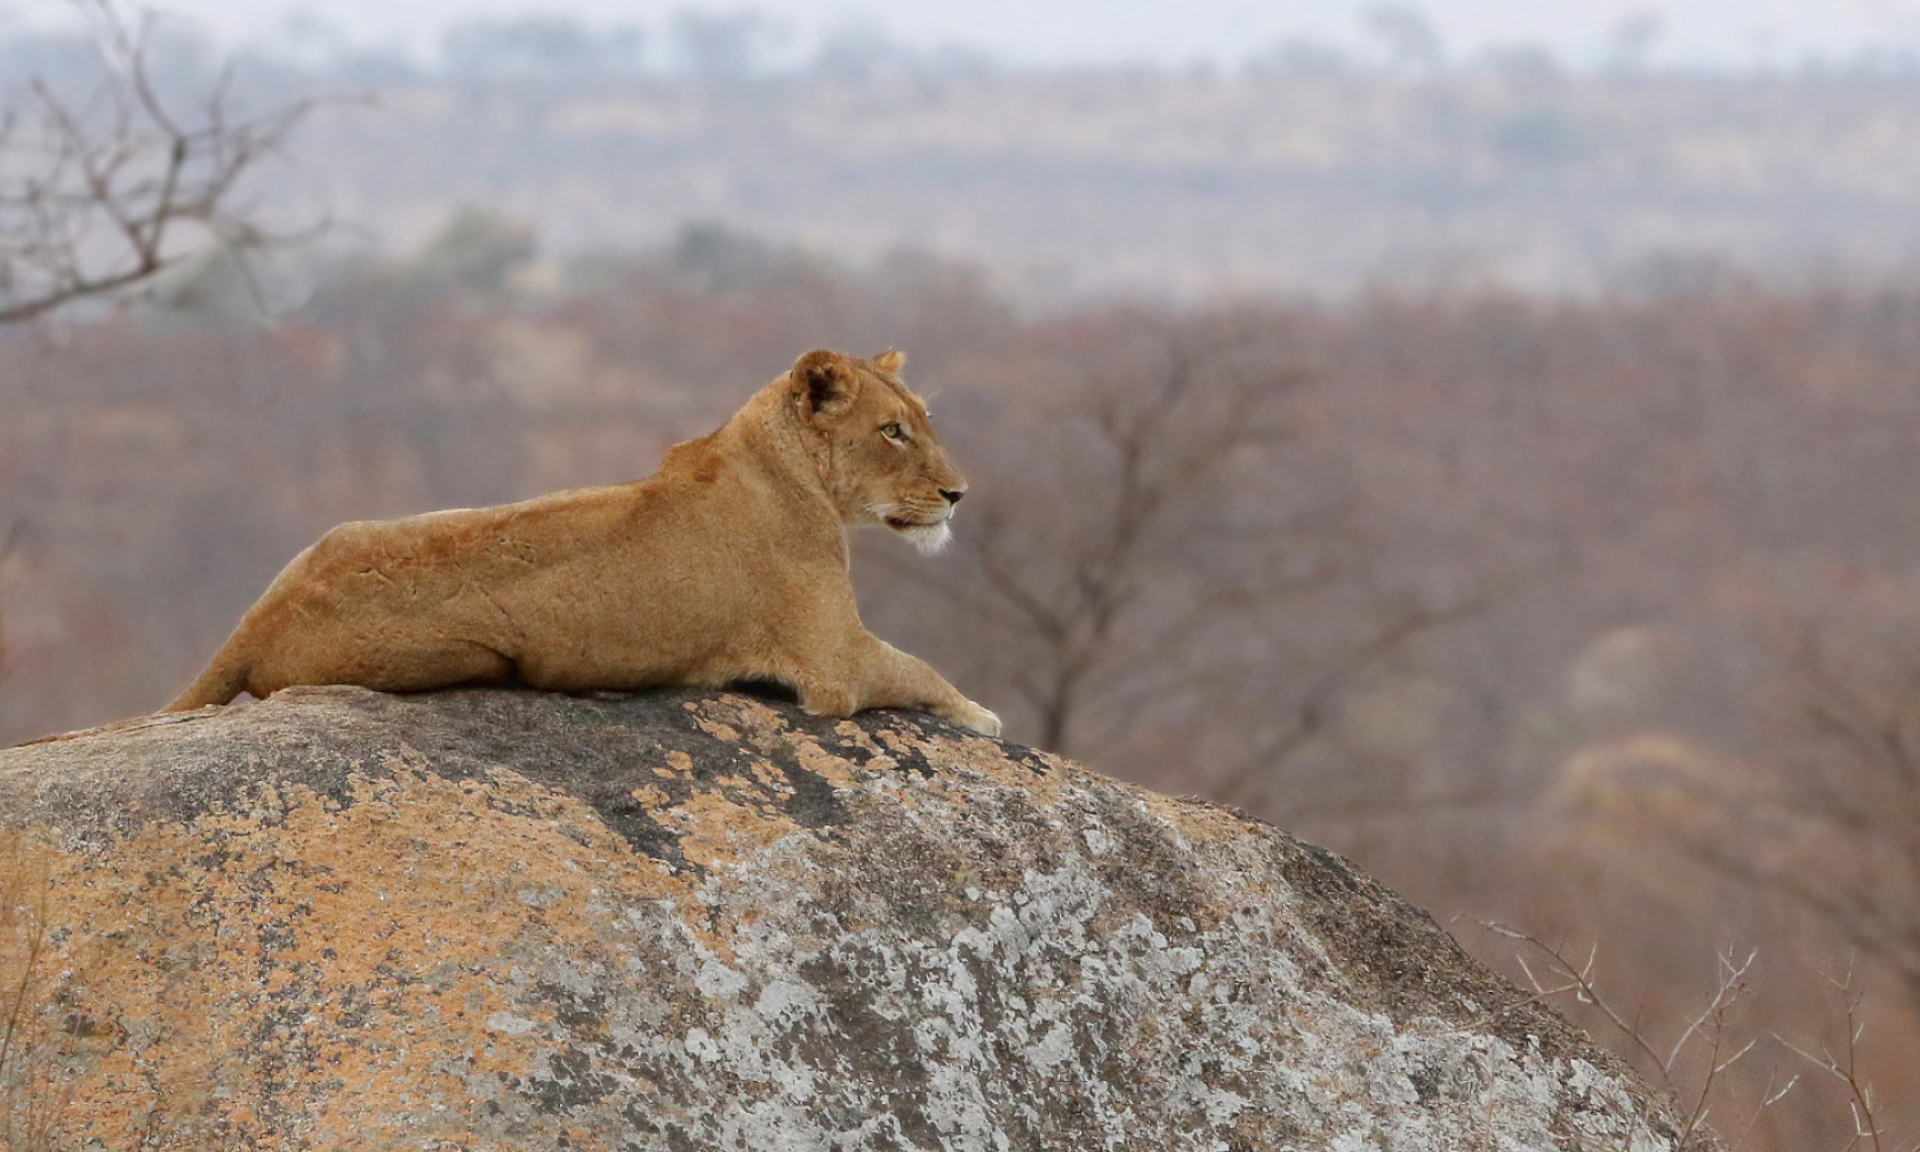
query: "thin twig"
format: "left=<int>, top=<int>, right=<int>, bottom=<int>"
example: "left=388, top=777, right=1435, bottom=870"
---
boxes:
left=0, top=0, right=325, bottom=322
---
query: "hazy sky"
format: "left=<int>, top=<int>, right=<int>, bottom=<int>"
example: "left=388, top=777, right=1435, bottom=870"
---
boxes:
left=15, top=0, right=1920, bottom=68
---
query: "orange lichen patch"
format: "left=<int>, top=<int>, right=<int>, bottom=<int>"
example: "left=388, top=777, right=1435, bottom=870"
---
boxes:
left=872, top=726, right=961, bottom=773
left=665, top=750, right=694, bottom=773
left=790, top=732, right=873, bottom=790
left=0, top=830, right=113, bottom=1151
left=691, top=716, right=742, bottom=743
left=693, top=699, right=871, bottom=786
left=8, top=763, right=730, bottom=1151
left=887, top=729, right=1081, bottom=813
left=1140, top=789, right=1263, bottom=850
left=744, top=759, right=796, bottom=795
left=688, top=699, right=785, bottom=754
left=833, top=720, right=883, bottom=757
left=669, top=790, right=809, bottom=871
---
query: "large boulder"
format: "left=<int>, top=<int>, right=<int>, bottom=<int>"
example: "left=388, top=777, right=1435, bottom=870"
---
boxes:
left=0, top=687, right=1698, bottom=1150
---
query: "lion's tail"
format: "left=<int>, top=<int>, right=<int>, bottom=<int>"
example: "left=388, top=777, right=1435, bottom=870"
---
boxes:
left=162, top=653, right=253, bottom=712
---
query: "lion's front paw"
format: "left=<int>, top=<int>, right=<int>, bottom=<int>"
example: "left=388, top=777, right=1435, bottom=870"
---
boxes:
left=955, top=700, right=1002, bottom=738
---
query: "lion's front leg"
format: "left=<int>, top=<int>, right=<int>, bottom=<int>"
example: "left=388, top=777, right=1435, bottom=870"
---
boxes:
left=795, top=634, right=1001, bottom=737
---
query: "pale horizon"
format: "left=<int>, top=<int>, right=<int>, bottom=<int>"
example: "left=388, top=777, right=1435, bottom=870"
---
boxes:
left=9, top=0, right=1920, bottom=70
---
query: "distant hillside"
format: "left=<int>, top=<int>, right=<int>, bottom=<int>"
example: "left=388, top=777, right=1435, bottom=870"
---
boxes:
left=257, top=66, right=1920, bottom=299
left=7, top=12, right=1920, bottom=300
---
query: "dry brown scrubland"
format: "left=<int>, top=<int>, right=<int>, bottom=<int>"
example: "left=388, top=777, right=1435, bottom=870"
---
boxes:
left=4, top=251, right=1920, bottom=1145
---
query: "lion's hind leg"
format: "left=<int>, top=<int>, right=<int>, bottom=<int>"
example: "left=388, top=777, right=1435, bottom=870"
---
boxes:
left=313, top=638, right=521, bottom=695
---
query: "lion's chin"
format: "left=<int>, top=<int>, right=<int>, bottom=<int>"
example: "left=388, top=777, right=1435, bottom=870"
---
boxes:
left=894, top=520, right=952, bottom=555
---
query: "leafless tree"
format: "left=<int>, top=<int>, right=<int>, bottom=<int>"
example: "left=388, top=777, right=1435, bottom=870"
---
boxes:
left=859, top=308, right=1505, bottom=780
left=858, top=306, right=1502, bottom=780
left=0, top=0, right=316, bottom=323
left=1776, top=957, right=1898, bottom=1152
left=863, top=310, right=1323, bottom=758
left=1206, top=576, right=1511, bottom=815
left=1476, top=919, right=1754, bottom=1152
left=1683, top=627, right=1920, bottom=1017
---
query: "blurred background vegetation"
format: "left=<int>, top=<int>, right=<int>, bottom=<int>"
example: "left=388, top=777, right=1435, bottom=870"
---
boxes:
left=7, top=1, right=1920, bottom=1145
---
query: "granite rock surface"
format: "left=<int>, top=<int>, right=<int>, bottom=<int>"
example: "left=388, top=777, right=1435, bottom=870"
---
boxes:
left=0, top=686, right=1701, bottom=1150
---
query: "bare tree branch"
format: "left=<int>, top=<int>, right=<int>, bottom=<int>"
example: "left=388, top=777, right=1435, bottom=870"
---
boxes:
left=872, top=315, right=1319, bottom=756
left=1774, top=958, right=1897, bottom=1152
left=1214, top=571, right=1529, bottom=810
left=1673, top=625, right=1920, bottom=1011
left=0, top=0, right=320, bottom=323
left=1470, top=920, right=1753, bottom=1152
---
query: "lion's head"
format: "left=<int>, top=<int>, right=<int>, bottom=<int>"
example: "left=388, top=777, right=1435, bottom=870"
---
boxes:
left=789, top=348, right=969, bottom=554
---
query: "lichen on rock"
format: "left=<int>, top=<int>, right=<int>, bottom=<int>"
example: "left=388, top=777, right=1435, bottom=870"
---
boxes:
left=0, top=686, right=1703, bottom=1150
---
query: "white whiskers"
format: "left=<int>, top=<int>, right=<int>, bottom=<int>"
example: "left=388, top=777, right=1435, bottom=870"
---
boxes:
left=902, top=521, right=952, bottom=554
left=866, top=502, right=955, bottom=554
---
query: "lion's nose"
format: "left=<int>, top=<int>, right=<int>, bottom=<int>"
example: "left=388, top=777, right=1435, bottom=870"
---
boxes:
left=940, top=488, right=965, bottom=505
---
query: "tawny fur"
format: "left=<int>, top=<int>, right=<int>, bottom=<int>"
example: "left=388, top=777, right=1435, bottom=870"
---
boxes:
left=164, top=349, right=1001, bottom=736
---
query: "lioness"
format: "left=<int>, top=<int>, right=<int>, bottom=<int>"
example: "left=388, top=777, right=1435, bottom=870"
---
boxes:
left=164, top=348, right=1001, bottom=735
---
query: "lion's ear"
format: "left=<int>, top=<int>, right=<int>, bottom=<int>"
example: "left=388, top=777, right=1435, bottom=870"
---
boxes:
left=871, top=348, right=906, bottom=374
left=792, top=349, right=860, bottom=416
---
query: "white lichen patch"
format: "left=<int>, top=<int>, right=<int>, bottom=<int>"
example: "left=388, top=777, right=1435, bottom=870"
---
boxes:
left=484, top=1012, right=539, bottom=1036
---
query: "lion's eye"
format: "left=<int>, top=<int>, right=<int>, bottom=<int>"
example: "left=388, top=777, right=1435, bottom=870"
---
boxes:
left=881, top=422, right=908, bottom=443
